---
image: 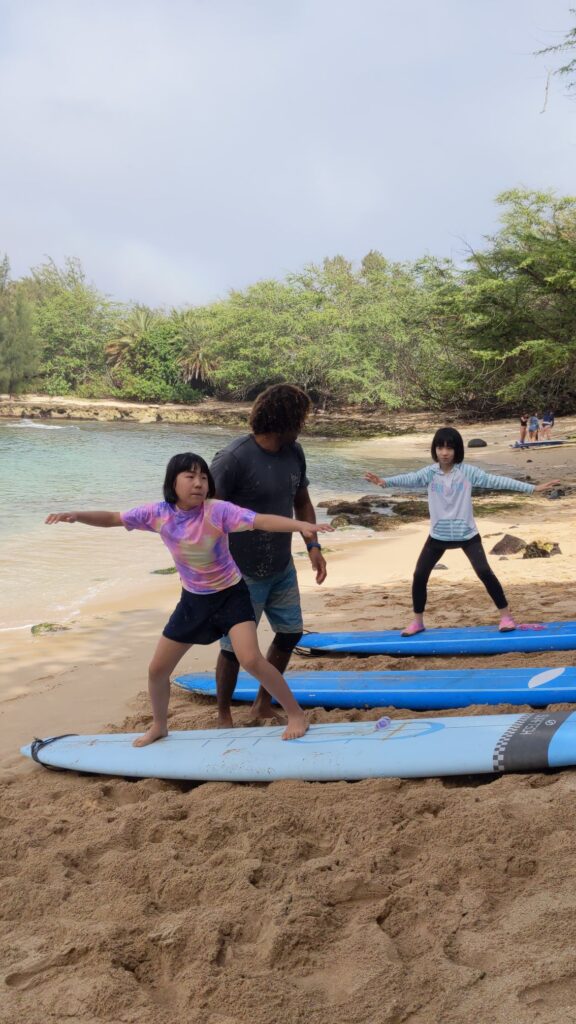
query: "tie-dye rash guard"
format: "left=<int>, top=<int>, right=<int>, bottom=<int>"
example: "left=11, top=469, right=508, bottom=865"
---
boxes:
left=121, top=499, right=256, bottom=594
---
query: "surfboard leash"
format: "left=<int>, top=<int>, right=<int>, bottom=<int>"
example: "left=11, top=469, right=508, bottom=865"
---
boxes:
left=30, top=734, right=78, bottom=770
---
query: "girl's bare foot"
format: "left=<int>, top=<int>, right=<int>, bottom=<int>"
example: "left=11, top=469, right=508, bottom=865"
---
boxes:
left=281, top=712, right=308, bottom=740
left=133, top=724, right=168, bottom=747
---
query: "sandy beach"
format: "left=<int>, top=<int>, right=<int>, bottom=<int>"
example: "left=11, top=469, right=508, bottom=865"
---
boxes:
left=4, top=415, right=576, bottom=1023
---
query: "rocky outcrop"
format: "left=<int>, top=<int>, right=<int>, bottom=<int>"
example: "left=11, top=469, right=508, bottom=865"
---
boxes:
left=0, top=395, right=441, bottom=438
left=0, top=397, right=252, bottom=427
left=326, top=495, right=429, bottom=530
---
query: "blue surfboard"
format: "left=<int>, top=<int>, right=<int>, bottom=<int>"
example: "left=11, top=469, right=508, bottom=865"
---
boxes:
left=174, top=666, right=576, bottom=710
left=297, top=622, right=576, bottom=657
left=510, top=439, right=572, bottom=449
left=21, top=711, right=576, bottom=780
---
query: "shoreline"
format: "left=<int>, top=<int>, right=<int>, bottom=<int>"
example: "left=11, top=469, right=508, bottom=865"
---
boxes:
left=0, top=392, right=512, bottom=437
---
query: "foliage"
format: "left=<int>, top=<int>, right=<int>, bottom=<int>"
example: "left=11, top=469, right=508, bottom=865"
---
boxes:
left=454, top=189, right=576, bottom=408
left=3, top=187, right=576, bottom=412
left=537, top=10, right=576, bottom=91
left=0, top=256, right=40, bottom=395
left=20, top=257, right=116, bottom=395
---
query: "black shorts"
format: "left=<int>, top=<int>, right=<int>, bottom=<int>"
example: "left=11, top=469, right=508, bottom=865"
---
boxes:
left=162, top=579, right=256, bottom=645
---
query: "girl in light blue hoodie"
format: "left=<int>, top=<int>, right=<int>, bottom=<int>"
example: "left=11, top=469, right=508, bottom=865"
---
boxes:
left=365, top=427, right=559, bottom=636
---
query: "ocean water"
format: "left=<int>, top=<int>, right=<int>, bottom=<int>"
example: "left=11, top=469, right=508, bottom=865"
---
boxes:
left=1, top=418, right=419, bottom=629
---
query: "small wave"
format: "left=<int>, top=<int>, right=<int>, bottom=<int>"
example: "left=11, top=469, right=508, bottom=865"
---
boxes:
left=8, top=418, right=79, bottom=431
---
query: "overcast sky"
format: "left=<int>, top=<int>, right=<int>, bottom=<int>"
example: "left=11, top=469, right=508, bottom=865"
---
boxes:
left=1, top=0, right=574, bottom=306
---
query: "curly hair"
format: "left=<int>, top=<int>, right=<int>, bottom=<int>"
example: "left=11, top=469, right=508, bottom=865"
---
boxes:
left=249, top=384, right=311, bottom=435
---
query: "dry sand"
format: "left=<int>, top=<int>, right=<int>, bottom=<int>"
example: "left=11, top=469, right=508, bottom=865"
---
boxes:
left=3, top=417, right=576, bottom=1024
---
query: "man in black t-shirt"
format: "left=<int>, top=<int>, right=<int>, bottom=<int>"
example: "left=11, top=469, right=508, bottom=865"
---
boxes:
left=210, top=384, right=327, bottom=727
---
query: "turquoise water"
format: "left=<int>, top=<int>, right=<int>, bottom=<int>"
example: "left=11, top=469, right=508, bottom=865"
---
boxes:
left=1, top=418, right=420, bottom=629
left=1, top=418, right=418, bottom=535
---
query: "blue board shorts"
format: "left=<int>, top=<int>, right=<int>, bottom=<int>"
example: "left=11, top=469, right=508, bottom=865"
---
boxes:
left=220, top=559, right=303, bottom=653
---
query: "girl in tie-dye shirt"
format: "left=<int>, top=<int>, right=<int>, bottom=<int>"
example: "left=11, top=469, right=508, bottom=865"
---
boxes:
left=46, top=452, right=333, bottom=746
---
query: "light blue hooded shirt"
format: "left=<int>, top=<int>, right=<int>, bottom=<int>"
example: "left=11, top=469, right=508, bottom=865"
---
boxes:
left=382, top=463, right=535, bottom=542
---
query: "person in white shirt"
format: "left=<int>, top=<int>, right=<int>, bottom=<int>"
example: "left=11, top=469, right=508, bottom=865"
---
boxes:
left=365, top=427, right=559, bottom=636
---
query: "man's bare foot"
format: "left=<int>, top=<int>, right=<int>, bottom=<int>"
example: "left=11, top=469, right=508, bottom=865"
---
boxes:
left=217, top=710, right=234, bottom=729
left=281, top=712, right=308, bottom=740
left=245, top=712, right=287, bottom=728
left=250, top=698, right=284, bottom=721
left=133, top=725, right=168, bottom=748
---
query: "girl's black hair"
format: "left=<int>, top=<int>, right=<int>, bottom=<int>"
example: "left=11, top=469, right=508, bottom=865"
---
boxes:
left=163, top=453, right=216, bottom=503
left=431, top=427, right=465, bottom=464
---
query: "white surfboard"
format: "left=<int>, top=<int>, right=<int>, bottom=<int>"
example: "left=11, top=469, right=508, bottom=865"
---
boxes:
left=21, top=710, right=576, bottom=781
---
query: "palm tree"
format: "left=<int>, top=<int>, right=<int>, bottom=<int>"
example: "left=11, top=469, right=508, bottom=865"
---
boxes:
left=178, top=348, right=219, bottom=385
left=171, top=309, right=219, bottom=385
left=106, top=305, right=157, bottom=367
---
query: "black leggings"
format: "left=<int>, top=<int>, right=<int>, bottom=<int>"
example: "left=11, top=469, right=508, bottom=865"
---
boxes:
left=412, top=534, right=508, bottom=615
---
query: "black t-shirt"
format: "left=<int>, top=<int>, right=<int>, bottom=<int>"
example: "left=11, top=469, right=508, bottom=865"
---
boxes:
left=210, top=435, right=309, bottom=578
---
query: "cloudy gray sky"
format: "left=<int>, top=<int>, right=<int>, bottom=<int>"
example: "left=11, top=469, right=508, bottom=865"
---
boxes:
left=1, top=0, right=574, bottom=306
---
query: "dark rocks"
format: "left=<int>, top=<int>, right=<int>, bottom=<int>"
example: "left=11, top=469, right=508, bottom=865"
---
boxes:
left=329, top=511, right=394, bottom=531
left=322, top=493, right=428, bottom=531
left=358, top=495, right=391, bottom=508
left=489, top=534, right=527, bottom=555
left=356, top=513, right=393, bottom=531
left=522, top=541, right=562, bottom=559
left=31, top=622, right=69, bottom=635
left=319, top=498, right=391, bottom=514
left=329, top=514, right=353, bottom=527
left=391, top=500, right=429, bottom=521
left=322, top=500, right=370, bottom=515
left=468, top=438, right=487, bottom=448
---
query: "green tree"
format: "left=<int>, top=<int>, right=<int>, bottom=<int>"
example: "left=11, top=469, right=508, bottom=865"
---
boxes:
left=21, top=257, right=115, bottom=395
left=454, top=189, right=576, bottom=408
left=169, top=308, right=220, bottom=387
left=0, top=256, right=39, bottom=395
left=106, top=306, right=158, bottom=368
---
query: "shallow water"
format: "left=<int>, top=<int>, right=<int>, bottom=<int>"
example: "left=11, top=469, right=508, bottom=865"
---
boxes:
left=1, top=419, right=420, bottom=629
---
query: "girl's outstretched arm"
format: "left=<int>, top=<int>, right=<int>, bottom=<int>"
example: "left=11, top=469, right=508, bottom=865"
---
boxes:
left=533, top=480, right=562, bottom=492
left=252, top=514, right=334, bottom=535
left=45, top=511, right=124, bottom=527
left=364, top=467, right=434, bottom=490
left=365, top=471, right=387, bottom=487
left=464, top=466, right=560, bottom=494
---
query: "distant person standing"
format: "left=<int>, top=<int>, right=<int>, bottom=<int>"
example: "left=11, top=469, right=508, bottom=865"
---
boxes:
left=519, top=413, right=529, bottom=444
left=528, top=414, right=540, bottom=442
left=210, top=384, right=327, bottom=728
left=541, top=410, right=555, bottom=441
